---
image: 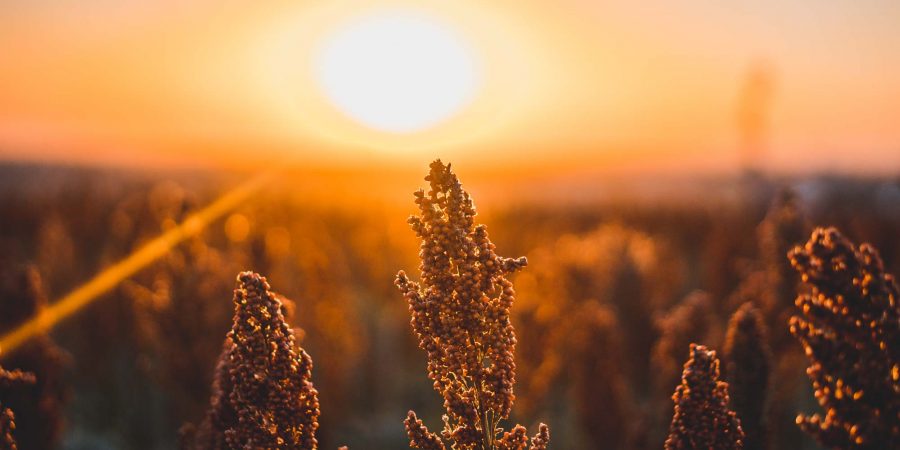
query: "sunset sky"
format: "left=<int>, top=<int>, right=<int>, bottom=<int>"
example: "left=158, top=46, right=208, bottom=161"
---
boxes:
left=1, top=0, right=899, bottom=175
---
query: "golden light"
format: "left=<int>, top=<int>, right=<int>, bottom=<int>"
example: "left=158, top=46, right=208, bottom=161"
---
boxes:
left=245, top=2, right=548, bottom=156
left=313, top=10, right=480, bottom=133
left=0, top=172, right=274, bottom=357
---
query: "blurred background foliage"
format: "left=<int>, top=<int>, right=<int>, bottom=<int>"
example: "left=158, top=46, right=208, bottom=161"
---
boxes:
left=0, top=164, right=898, bottom=450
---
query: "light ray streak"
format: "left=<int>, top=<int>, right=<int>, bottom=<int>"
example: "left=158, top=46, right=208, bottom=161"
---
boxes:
left=0, top=171, right=274, bottom=357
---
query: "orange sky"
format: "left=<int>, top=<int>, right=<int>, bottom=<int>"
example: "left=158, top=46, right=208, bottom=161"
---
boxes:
left=1, top=0, right=899, bottom=175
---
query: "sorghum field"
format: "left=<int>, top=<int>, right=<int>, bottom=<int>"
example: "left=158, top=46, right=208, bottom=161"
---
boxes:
left=4, top=1, right=900, bottom=449
left=0, top=161, right=897, bottom=450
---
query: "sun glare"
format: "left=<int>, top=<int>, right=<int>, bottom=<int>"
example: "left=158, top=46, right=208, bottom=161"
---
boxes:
left=314, top=10, right=480, bottom=134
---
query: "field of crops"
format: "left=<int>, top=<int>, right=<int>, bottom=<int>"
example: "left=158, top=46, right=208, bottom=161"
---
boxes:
left=4, top=0, right=900, bottom=448
left=0, top=161, right=897, bottom=450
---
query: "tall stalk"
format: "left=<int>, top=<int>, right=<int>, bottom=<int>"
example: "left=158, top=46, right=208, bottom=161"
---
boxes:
left=397, top=160, right=549, bottom=450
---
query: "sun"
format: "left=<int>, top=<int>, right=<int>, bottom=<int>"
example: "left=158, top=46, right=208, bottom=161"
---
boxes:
left=313, top=10, right=480, bottom=134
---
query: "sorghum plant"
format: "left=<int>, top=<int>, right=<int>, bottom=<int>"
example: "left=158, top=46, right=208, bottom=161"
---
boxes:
left=665, top=344, right=744, bottom=450
left=789, top=227, right=900, bottom=449
left=0, top=361, right=35, bottom=450
left=0, top=409, right=14, bottom=450
left=0, top=265, right=68, bottom=450
left=652, top=290, right=721, bottom=436
left=182, top=271, right=320, bottom=450
left=653, top=291, right=720, bottom=389
left=123, top=234, right=239, bottom=422
left=727, top=189, right=807, bottom=449
left=514, top=224, right=680, bottom=415
left=757, top=189, right=807, bottom=347
left=570, top=302, right=632, bottom=450
left=755, top=191, right=809, bottom=444
left=395, top=160, right=549, bottom=450
left=724, top=302, right=772, bottom=450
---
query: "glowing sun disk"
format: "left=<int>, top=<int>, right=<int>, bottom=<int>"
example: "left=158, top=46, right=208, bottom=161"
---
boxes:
left=314, top=11, right=479, bottom=133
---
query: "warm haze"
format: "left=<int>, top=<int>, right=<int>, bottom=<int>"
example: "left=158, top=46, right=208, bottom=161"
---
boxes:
left=1, top=0, right=899, bottom=174
left=2, top=3, right=900, bottom=450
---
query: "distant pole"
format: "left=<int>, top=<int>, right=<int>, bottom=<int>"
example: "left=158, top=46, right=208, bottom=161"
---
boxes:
left=737, top=61, right=775, bottom=176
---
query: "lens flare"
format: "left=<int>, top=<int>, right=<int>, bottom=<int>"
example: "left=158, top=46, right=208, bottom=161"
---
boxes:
left=0, top=171, right=274, bottom=357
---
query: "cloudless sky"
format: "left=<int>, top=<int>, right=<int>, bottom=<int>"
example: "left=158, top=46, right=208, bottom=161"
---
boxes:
left=1, top=0, right=898, bottom=175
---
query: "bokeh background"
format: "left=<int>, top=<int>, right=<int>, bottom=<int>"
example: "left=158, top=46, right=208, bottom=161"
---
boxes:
left=1, top=1, right=899, bottom=449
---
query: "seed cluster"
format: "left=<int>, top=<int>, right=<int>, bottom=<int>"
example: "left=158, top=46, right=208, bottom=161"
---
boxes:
left=757, top=189, right=807, bottom=349
left=0, top=265, right=68, bottom=450
left=665, top=344, right=744, bottom=450
left=396, top=160, right=546, bottom=450
left=652, top=290, right=719, bottom=428
left=404, top=410, right=446, bottom=450
left=0, top=408, right=14, bottom=450
left=528, top=424, right=549, bottom=450
left=0, top=363, right=35, bottom=450
left=789, top=227, right=900, bottom=449
left=496, top=425, right=527, bottom=450
left=724, top=302, right=772, bottom=450
left=727, top=188, right=808, bottom=450
left=185, top=271, right=321, bottom=450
